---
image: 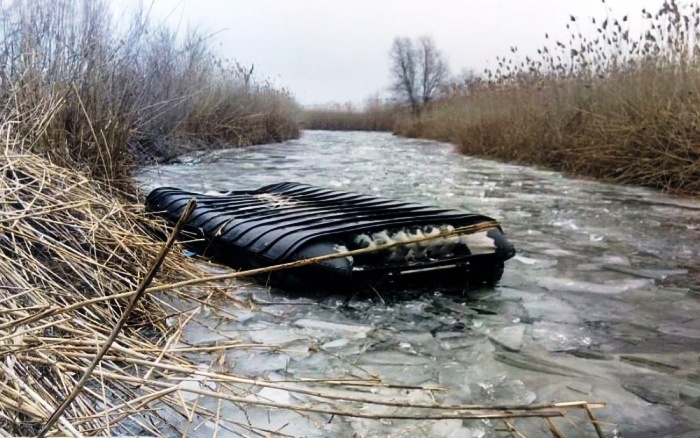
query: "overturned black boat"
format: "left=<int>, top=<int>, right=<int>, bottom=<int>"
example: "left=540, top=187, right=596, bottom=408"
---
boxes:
left=146, top=182, right=516, bottom=293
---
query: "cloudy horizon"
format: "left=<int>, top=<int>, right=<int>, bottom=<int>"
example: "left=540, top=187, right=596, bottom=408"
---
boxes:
left=113, top=0, right=666, bottom=106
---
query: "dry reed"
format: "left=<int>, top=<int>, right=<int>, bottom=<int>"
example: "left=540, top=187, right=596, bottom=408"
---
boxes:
left=303, top=100, right=397, bottom=132
left=0, top=0, right=300, bottom=187
left=397, top=0, right=700, bottom=196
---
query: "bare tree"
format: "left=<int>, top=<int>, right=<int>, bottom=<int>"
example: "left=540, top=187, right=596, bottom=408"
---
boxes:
left=389, top=35, right=449, bottom=115
left=389, top=37, right=419, bottom=115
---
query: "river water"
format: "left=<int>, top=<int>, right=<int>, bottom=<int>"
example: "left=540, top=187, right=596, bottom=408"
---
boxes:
left=137, top=130, right=700, bottom=437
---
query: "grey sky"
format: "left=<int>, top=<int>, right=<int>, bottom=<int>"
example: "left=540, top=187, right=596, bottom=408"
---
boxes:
left=115, top=0, right=664, bottom=106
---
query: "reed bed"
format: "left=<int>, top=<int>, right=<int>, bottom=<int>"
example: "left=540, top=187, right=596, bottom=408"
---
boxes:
left=303, top=109, right=396, bottom=132
left=397, top=0, right=700, bottom=196
left=303, top=100, right=397, bottom=132
left=0, top=0, right=299, bottom=187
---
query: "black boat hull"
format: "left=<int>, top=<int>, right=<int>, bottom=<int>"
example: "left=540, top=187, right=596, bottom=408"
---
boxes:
left=146, top=182, right=516, bottom=293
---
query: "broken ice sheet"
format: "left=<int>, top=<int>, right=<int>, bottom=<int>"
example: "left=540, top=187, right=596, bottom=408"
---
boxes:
left=244, top=386, right=292, bottom=404
left=227, top=350, right=290, bottom=376
left=353, top=351, right=437, bottom=386
left=538, top=277, right=652, bottom=294
left=473, top=374, right=536, bottom=405
left=531, top=321, right=592, bottom=352
left=603, top=264, right=688, bottom=281
left=293, top=318, right=374, bottom=339
left=246, top=325, right=308, bottom=345
left=435, top=332, right=488, bottom=351
left=487, top=325, right=526, bottom=352
left=512, top=254, right=558, bottom=269
left=181, top=323, right=240, bottom=346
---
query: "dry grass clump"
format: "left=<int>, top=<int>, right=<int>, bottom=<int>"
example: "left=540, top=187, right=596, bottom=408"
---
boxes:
left=0, top=120, right=208, bottom=435
left=0, top=0, right=299, bottom=186
left=398, top=0, right=700, bottom=195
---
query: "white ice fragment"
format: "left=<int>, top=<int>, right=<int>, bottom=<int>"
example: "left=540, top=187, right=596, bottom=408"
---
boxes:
left=532, top=321, right=592, bottom=352
left=232, top=352, right=290, bottom=375
left=513, top=255, right=537, bottom=265
left=488, top=325, right=526, bottom=352
left=321, top=338, right=351, bottom=351
left=552, top=219, right=580, bottom=230
left=245, top=386, right=291, bottom=404
left=541, top=248, right=576, bottom=257
left=294, top=319, right=373, bottom=339
left=178, top=377, right=217, bottom=402
left=248, top=328, right=307, bottom=345
left=406, top=228, right=427, bottom=257
left=589, top=233, right=605, bottom=242
left=538, top=277, right=652, bottom=294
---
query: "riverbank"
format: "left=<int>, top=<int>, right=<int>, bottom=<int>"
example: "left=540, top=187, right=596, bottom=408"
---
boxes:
left=394, top=67, right=700, bottom=196
left=0, top=0, right=300, bottom=187
left=399, top=3, right=700, bottom=196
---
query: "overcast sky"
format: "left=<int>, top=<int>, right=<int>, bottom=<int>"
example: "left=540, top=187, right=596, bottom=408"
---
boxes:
left=113, top=0, right=665, bottom=106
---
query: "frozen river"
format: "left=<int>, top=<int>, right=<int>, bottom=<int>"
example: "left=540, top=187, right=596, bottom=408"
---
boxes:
left=137, top=130, right=700, bottom=437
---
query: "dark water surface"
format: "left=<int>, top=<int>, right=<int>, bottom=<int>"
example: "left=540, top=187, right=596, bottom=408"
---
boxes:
left=137, top=131, right=700, bottom=437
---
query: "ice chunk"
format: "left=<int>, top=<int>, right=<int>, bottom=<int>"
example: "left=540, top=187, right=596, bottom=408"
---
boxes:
left=371, top=230, right=391, bottom=245
left=321, top=338, right=350, bottom=351
left=204, top=190, right=232, bottom=196
left=229, top=351, right=290, bottom=375
left=437, top=333, right=488, bottom=351
left=538, top=277, right=652, bottom=294
left=247, top=327, right=307, bottom=345
left=494, top=352, right=585, bottom=377
left=603, top=265, right=688, bottom=281
left=182, top=324, right=240, bottom=346
left=294, top=319, right=373, bottom=339
left=245, top=386, right=291, bottom=404
left=487, top=325, right=526, bottom=352
left=523, top=295, right=580, bottom=323
left=593, top=255, right=630, bottom=266
left=532, top=321, right=592, bottom=352
left=622, top=374, right=681, bottom=405
left=513, top=255, right=537, bottom=265
left=474, top=375, right=537, bottom=405
left=541, top=248, right=576, bottom=257
left=356, top=351, right=433, bottom=366
left=512, top=255, right=558, bottom=269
